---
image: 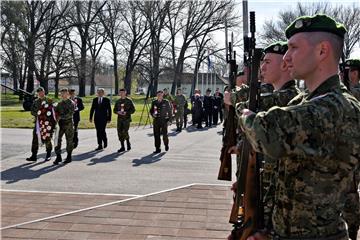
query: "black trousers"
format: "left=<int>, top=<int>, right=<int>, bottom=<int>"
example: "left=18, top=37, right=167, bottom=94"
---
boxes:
left=73, top=121, right=79, bottom=145
left=213, top=109, right=219, bottom=125
left=153, top=118, right=169, bottom=149
left=95, top=121, right=107, bottom=146
left=204, top=109, right=212, bottom=126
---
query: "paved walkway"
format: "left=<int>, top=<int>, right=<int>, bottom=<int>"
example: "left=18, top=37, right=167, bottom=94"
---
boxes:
left=1, top=184, right=233, bottom=240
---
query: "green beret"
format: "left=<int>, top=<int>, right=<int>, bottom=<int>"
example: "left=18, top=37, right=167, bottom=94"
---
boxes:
left=285, top=14, right=347, bottom=39
left=36, top=87, right=45, bottom=92
left=344, top=59, right=360, bottom=70
left=263, top=41, right=288, bottom=55
left=59, top=88, right=68, bottom=93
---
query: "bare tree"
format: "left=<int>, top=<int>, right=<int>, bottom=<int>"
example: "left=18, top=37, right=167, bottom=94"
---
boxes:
left=168, top=0, right=236, bottom=94
left=87, top=15, right=107, bottom=95
left=138, top=0, right=172, bottom=97
left=1, top=1, right=27, bottom=91
left=260, top=2, right=360, bottom=58
left=66, top=1, right=106, bottom=97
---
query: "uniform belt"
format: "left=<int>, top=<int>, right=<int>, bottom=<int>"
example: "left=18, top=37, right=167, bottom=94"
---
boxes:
left=272, top=230, right=348, bottom=240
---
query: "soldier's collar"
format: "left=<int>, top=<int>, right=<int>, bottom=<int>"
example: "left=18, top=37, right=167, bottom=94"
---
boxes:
left=278, top=80, right=296, bottom=91
left=306, top=75, right=340, bottom=100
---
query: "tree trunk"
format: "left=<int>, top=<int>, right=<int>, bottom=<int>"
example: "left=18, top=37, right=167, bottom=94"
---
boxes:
left=90, top=57, right=96, bottom=95
left=112, top=51, right=119, bottom=95
left=78, top=38, right=87, bottom=97
left=26, top=37, right=35, bottom=93
left=54, top=70, right=60, bottom=99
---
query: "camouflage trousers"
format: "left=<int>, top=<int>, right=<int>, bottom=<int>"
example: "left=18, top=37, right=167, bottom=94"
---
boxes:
left=55, top=119, right=74, bottom=155
left=117, top=118, right=130, bottom=141
left=31, top=127, right=52, bottom=154
left=342, top=170, right=360, bottom=235
left=175, top=109, right=184, bottom=128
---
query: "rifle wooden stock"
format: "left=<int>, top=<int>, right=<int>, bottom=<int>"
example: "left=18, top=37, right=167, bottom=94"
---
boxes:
left=218, top=106, right=237, bottom=181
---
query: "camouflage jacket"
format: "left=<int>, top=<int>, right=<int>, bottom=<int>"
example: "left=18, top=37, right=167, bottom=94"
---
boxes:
left=113, top=97, right=135, bottom=121
left=239, top=75, right=360, bottom=237
left=230, top=84, right=249, bottom=107
left=56, top=99, right=75, bottom=121
left=174, top=94, right=187, bottom=110
left=150, top=99, right=172, bottom=121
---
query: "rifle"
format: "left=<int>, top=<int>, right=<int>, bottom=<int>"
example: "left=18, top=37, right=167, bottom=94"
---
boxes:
left=229, top=8, right=264, bottom=240
left=217, top=19, right=238, bottom=181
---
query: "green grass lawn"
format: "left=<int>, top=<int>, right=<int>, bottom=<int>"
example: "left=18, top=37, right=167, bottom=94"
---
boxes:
left=1, top=93, right=154, bottom=129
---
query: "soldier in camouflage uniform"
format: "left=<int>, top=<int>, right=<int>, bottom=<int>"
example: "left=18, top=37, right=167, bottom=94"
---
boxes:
left=173, top=88, right=187, bottom=132
left=26, top=87, right=53, bottom=162
left=150, top=90, right=172, bottom=153
left=345, top=58, right=360, bottom=100
left=113, top=89, right=135, bottom=152
left=342, top=58, right=360, bottom=240
left=241, top=15, right=360, bottom=240
left=54, top=88, right=75, bottom=165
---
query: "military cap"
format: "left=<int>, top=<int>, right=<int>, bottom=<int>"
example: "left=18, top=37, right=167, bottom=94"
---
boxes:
left=36, top=87, right=45, bottom=92
left=263, top=41, right=288, bottom=55
left=344, top=59, right=360, bottom=70
left=206, top=88, right=211, bottom=92
left=237, top=71, right=245, bottom=76
left=285, top=14, right=347, bottom=39
left=157, top=90, right=164, bottom=94
left=69, top=88, right=76, bottom=93
left=59, top=88, right=69, bottom=93
left=119, top=88, right=126, bottom=92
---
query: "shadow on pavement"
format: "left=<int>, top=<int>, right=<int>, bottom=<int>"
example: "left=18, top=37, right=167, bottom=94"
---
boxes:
left=132, top=152, right=166, bottom=167
left=1, top=161, right=65, bottom=184
left=87, top=151, right=125, bottom=166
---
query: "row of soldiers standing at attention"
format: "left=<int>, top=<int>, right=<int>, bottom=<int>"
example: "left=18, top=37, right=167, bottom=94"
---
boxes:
left=223, top=14, right=360, bottom=240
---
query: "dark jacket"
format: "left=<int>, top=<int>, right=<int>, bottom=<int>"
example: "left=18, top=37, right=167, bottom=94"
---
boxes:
left=90, top=97, right=111, bottom=123
left=72, top=96, right=84, bottom=123
left=150, top=99, right=172, bottom=120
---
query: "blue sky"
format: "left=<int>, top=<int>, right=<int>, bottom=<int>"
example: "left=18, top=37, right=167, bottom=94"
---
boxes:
left=232, top=0, right=360, bottom=58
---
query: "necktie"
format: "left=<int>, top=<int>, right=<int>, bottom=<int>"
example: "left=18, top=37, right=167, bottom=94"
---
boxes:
left=99, top=97, right=102, bottom=104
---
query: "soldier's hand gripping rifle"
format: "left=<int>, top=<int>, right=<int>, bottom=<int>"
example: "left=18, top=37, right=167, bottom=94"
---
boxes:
left=217, top=21, right=238, bottom=181
left=229, top=7, right=264, bottom=240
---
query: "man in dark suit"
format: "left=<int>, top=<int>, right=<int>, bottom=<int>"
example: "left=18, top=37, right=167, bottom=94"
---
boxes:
left=69, top=89, right=84, bottom=149
left=90, top=88, right=111, bottom=150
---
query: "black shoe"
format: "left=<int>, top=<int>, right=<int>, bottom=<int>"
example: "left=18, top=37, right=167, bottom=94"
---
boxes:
left=117, top=147, right=125, bottom=153
left=26, top=155, right=37, bottom=162
left=64, top=156, right=72, bottom=164
left=44, top=151, right=52, bottom=161
left=153, top=149, right=161, bottom=153
left=104, top=141, right=107, bottom=149
left=53, top=154, right=62, bottom=165
left=165, top=145, right=169, bottom=151
left=95, top=146, right=103, bottom=151
left=126, top=140, right=131, bottom=151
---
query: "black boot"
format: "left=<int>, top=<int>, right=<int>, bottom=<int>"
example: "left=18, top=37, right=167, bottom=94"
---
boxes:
left=53, top=154, right=62, bottom=165
left=118, top=141, right=125, bottom=153
left=126, top=139, right=131, bottom=151
left=165, top=145, right=169, bottom=151
left=153, top=148, right=161, bottom=153
left=44, top=150, right=52, bottom=161
left=26, top=152, right=37, bottom=162
left=64, top=153, right=72, bottom=164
